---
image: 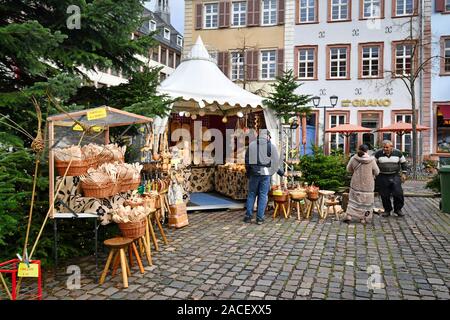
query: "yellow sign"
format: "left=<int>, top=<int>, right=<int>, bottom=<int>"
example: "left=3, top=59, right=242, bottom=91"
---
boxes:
left=341, top=99, right=392, bottom=107
left=18, top=263, right=39, bottom=278
left=87, top=107, right=107, bottom=121
left=91, top=125, right=103, bottom=133
left=73, top=124, right=83, bottom=131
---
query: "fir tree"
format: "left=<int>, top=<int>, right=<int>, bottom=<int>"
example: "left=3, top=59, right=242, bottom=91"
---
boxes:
left=263, top=70, right=312, bottom=121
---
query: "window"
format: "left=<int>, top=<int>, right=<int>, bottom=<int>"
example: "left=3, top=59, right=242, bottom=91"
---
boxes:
left=296, top=46, right=317, bottom=79
left=152, top=49, right=159, bottom=62
left=437, top=105, right=450, bottom=153
left=232, top=1, right=247, bottom=26
left=394, top=42, right=414, bottom=76
left=395, top=0, right=415, bottom=16
left=231, top=52, right=245, bottom=80
left=177, top=35, right=183, bottom=47
left=209, top=51, right=218, bottom=64
left=161, top=47, right=167, bottom=65
left=362, top=0, right=382, bottom=18
left=328, top=45, right=350, bottom=79
left=204, top=3, right=219, bottom=28
left=442, top=37, right=450, bottom=75
left=160, top=72, right=167, bottom=82
left=262, top=0, right=277, bottom=25
left=169, top=51, right=174, bottom=68
left=149, top=20, right=156, bottom=31
left=360, top=112, right=382, bottom=150
left=299, top=0, right=317, bottom=23
left=360, top=43, right=383, bottom=78
left=329, top=114, right=347, bottom=152
left=260, top=50, right=277, bottom=79
left=447, top=0, right=450, bottom=11
left=329, top=0, right=350, bottom=21
left=176, top=54, right=181, bottom=67
left=394, top=113, right=412, bottom=154
left=164, top=28, right=171, bottom=40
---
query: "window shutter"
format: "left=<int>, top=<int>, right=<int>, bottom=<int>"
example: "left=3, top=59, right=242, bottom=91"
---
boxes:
left=246, top=50, right=259, bottom=81
left=195, top=3, right=203, bottom=29
left=253, top=0, right=261, bottom=26
left=278, top=0, right=285, bottom=24
left=247, top=0, right=254, bottom=26
left=218, top=52, right=229, bottom=77
left=225, top=2, right=231, bottom=27
left=436, top=0, right=445, bottom=12
left=219, top=2, right=227, bottom=28
left=277, top=49, right=285, bottom=77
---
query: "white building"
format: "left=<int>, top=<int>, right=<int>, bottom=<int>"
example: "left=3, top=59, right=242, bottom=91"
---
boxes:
left=86, top=1, right=183, bottom=88
left=286, top=0, right=426, bottom=156
left=430, top=0, right=450, bottom=160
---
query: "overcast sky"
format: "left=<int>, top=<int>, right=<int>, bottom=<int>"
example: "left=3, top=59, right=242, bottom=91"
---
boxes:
left=145, top=0, right=185, bottom=34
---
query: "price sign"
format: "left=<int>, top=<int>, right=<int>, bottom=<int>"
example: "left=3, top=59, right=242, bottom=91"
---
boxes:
left=87, top=107, right=107, bottom=121
left=18, top=263, right=39, bottom=278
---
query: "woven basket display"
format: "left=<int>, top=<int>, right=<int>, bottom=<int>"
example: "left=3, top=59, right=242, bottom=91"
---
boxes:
left=120, top=178, right=141, bottom=192
left=81, top=182, right=114, bottom=198
left=55, top=159, right=90, bottom=177
left=118, top=219, right=146, bottom=239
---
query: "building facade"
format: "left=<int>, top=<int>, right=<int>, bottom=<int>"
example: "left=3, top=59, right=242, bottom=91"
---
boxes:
left=184, top=0, right=286, bottom=94
left=287, top=0, right=431, bottom=156
left=431, top=0, right=450, bottom=159
left=85, top=1, right=183, bottom=87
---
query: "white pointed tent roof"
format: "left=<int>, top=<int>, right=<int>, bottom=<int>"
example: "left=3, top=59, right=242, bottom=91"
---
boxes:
left=157, top=36, right=263, bottom=109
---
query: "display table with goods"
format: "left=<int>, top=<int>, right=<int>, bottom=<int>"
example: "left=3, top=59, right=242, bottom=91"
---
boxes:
left=214, top=164, right=248, bottom=200
left=47, top=107, right=153, bottom=276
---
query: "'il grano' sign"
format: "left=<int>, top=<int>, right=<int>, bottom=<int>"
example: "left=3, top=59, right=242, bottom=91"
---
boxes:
left=341, top=99, right=392, bottom=107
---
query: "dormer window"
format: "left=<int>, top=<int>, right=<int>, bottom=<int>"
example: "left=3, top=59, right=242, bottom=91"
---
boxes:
left=164, top=28, right=170, bottom=40
left=149, top=20, right=156, bottom=31
left=177, top=35, right=183, bottom=47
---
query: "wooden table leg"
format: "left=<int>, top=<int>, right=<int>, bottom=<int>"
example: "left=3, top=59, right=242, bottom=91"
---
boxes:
left=141, top=235, right=153, bottom=265
left=128, top=245, right=134, bottom=268
left=119, top=248, right=128, bottom=288
left=155, top=213, right=168, bottom=245
left=131, top=242, right=145, bottom=274
left=111, top=251, right=120, bottom=277
left=297, top=202, right=301, bottom=221
left=282, top=203, right=288, bottom=219
left=148, top=217, right=159, bottom=251
left=273, top=203, right=279, bottom=219
left=99, top=249, right=115, bottom=285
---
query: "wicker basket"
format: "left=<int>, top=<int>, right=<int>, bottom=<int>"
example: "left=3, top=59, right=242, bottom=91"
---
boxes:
left=81, top=182, right=114, bottom=198
left=118, top=219, right=146, bottom=239
left=55, top=159, right=90, bottom=177
left=307, top=191, right=319, bottom=201
left=120, top=178, right=141, bottom=192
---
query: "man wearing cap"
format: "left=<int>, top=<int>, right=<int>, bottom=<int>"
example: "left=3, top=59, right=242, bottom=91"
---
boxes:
left=244, top=129, right=284, bottom=225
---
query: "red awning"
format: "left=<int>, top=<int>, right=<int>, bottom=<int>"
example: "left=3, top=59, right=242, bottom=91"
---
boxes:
left=439, top=105, right=450, bottom=120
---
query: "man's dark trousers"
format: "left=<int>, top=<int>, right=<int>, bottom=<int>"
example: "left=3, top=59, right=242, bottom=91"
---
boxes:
left=376, top=174, right=404, bottom=213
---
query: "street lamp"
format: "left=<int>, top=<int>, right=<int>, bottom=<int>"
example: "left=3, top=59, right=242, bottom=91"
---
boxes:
left=312, top=95, right=339, bottom=152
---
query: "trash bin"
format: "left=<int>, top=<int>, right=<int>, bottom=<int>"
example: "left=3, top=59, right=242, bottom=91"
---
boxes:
left=439, top=166, right=450, bottom=213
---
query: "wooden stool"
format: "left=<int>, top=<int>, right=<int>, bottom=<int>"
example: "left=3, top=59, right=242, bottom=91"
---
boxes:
left=289, top=198, right=306, bottom=220
left=99, top=237, right=134, bottom=288
left=323, top=200, right=340, bottom=220
left=305, top=198, right=323, bottom=219
left=273, top=200, right=289, bottom=219
left=319, top=190, right=335, bottom=215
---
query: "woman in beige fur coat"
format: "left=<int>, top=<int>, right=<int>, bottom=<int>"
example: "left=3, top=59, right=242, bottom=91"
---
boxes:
left=343, top=144, right=380, bottom=224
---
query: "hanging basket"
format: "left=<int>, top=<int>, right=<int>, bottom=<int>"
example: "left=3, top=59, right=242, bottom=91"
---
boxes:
left=81, top=182, right=114, bottom=198
left=118, top=219, right=146, bottom=239
left=55, top=159, right=90, bottom=177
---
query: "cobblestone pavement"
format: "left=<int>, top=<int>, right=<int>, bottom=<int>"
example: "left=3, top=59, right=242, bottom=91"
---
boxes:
left=41, top=196, right=449, bottom=300
left=402, top=180, right=436, bottom=196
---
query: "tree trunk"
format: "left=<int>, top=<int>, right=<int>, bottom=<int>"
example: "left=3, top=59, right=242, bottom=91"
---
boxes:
left=411, top=80, right=418, bottom=180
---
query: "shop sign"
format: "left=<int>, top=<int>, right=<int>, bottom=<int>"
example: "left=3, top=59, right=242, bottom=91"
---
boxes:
left=87, top=107, right=107, bottom=121
left=18, top=263, right=39, bottom=278
left=341, top=99, right=391, bottom=107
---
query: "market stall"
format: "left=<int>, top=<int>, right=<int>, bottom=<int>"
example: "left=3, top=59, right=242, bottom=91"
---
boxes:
left=47, top=107, right=153, bottom=274
left=156, top=36, right=281, bottom=211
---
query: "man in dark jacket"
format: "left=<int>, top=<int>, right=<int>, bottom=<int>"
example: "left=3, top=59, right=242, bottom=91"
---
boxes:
left=374, top=140, right=408, bottom=217
left=244, top=130, right=284, bottom=225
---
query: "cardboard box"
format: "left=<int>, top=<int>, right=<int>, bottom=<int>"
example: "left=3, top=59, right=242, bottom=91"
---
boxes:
left=169, top=203, right=187, bottom=216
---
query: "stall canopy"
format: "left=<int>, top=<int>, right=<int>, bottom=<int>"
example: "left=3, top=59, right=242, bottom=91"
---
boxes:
left=155, top=36, right=279, bottom=149
left=158, top=36, right=263, bottom=110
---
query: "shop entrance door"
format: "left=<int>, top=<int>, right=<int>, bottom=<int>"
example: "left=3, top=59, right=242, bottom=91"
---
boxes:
left=361, top=113, right=380, bottom=150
